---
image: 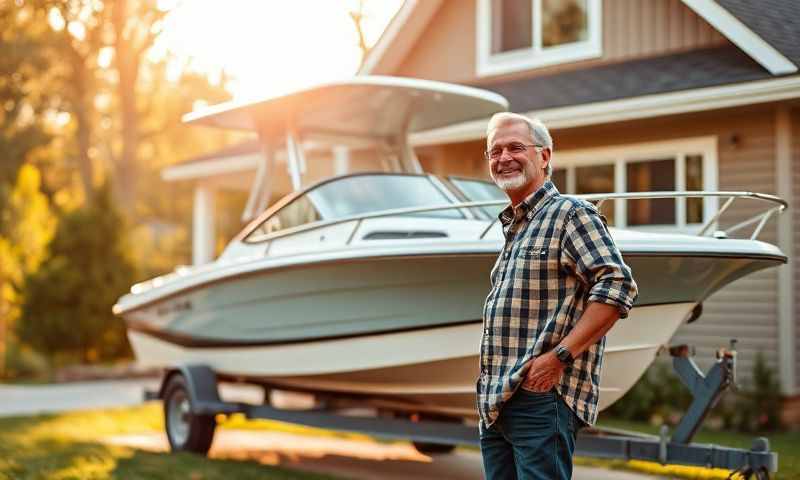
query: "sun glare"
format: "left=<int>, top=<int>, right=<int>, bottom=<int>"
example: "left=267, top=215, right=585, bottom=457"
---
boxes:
left=156, top=0, right=403, bottom=100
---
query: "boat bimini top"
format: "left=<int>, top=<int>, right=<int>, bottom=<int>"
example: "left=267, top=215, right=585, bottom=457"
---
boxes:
left=181, top=76, right=509, bottom=221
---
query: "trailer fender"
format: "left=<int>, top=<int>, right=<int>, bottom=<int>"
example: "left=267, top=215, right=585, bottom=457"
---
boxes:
left=157, top=365, right=243, bottom=416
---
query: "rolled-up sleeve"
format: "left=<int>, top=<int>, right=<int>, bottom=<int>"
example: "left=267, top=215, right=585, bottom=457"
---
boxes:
left=561, top=205, right=638, bottom=318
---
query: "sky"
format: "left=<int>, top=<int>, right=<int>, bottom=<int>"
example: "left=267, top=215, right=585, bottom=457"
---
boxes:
left=154, top=0, right=404, bottom=100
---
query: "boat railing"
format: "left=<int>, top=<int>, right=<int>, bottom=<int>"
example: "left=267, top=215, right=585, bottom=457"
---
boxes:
left=245, top=191, right=785, bottom=245
left=583, top=191, right=787, bottom=240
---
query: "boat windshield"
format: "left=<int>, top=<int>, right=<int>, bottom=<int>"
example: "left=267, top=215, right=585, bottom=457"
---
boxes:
left=245, top=174, right=466, bottom=242
left=308, top=174, right=463, bottom=220
left=448, top=177, right=506, bottom=219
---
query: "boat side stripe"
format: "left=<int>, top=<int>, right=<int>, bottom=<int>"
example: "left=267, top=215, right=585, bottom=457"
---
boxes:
left=127, top=318, right=484, bottom=349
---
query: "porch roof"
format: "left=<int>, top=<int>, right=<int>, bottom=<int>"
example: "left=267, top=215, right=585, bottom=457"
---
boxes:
left=480, top=46, right=778, bottom=113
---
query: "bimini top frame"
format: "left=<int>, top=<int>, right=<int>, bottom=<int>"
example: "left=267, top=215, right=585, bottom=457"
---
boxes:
left=181, top=76, right=509, bottom=221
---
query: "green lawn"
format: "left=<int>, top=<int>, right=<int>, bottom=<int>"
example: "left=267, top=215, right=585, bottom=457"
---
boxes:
left=0, top=404, right=343, bottom=480
left=2, top=404, right=797, bottom=479
left=587, top=417, right=800, bottom=480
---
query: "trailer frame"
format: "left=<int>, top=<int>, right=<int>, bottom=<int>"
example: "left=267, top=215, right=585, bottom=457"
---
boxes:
left=148, top=342, right=778, bottom=479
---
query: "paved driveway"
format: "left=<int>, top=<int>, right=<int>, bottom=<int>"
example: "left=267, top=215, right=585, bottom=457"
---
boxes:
left=0, top=379, right=161, bottom=416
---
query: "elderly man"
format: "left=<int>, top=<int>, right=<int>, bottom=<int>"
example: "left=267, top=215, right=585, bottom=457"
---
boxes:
left=478, top=112, right=638, bottom=480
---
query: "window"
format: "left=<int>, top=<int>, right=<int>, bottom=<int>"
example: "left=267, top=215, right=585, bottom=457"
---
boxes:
left=626, top=159, right=675, bottom=226
left=249, top=195, right=322, bottom=239
left=575, top=164, right=615, bottom=224
left=551, top=168, right=567, bottom=192
left=552, top=137, right=718, bottom=231
left=478, top=0, right=602, bottom=76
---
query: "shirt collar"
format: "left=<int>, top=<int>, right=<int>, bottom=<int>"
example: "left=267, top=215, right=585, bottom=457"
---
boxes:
left=498, top=180, right=560, bottom=226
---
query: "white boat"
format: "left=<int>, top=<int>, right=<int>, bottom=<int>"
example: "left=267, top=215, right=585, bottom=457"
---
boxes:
left=114, top=77, right=786, bottom=420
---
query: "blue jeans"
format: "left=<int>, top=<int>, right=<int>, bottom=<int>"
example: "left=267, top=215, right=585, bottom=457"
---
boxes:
left=480, top=389, right=581, bottom=480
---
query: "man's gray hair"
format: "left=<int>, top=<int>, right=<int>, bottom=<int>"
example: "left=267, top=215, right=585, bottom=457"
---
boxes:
left=486, top=112, right=554, bottom=177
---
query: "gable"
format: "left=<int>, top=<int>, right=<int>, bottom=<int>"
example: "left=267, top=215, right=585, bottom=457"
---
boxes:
left=383, top=0, right=734, bottom=84
left=367, top=0, right=797, bottom=86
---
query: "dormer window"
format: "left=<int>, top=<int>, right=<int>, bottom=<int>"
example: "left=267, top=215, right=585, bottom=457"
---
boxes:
left=477, top=0, right=602, bottom=77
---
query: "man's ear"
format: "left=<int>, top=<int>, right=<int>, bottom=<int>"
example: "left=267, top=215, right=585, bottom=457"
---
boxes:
left=540, top=148, right=552, bottom=171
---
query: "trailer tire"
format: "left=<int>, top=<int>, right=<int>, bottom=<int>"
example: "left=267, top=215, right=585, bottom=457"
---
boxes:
left=163, top=374, right=216, bottom=455
left=412, top=441, right=456, bottom=455
left=410, top=412, right=458, bottom=455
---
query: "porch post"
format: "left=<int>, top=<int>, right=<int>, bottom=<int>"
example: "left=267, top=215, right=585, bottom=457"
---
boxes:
left=333, top=146, right=350, bottom=175
left=193, top=182, right=216, bottom=265
left=776, top=105, right=796, bottom=394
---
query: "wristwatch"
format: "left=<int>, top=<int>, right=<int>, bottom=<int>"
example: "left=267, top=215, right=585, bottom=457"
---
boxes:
left=554, top=345, right=574, bottom=365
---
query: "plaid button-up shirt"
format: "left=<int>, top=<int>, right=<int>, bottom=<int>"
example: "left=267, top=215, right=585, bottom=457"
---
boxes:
left=478, top=180, right=638, bottom=428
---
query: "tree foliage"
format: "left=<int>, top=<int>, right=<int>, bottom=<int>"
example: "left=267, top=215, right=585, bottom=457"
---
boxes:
left=1, top=0, right=251, bottom=371
left=0, top=2, right=54, bottom=189
left=0, top=164, right=56, bottom=376
left=17, top=184, right=135, bottom=363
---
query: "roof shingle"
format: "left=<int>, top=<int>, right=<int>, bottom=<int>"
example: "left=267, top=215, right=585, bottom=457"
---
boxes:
left=480, top=46, right=772, bottom=112
left=717, top=0, right=800, bottom=68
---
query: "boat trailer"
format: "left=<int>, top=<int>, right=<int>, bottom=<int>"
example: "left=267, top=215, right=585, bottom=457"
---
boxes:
left=148, top=341, right=778, bottom=479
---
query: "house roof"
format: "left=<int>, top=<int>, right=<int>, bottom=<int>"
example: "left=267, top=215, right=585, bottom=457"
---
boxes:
left=362, top=0, right=798, bottom=78
left=178, top=140, right=262, bottom=166
left=480, top=45, right=772, bottom=113
left=716, top=0, right=800, bottom=66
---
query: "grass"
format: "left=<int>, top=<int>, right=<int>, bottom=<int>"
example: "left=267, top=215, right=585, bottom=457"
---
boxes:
left=0, top=404, right=343, bottom=480
left=581, top=417, right=800, bottom=480
left=2, top=404, right=798, bottom=479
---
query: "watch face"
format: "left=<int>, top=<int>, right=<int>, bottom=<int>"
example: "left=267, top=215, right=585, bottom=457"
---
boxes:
left=556, top=347, right=572, bottom=364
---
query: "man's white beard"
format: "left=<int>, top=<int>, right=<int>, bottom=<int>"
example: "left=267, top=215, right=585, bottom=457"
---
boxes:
left=492, top=170, right=529, bottom=191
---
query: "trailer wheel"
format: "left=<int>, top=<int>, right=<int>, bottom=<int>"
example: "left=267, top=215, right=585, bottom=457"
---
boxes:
left=163, top=374, right=216, bottom=455
left=412, top=441, right=456, bottom=455
left=410, top=412, right=458, bottom=455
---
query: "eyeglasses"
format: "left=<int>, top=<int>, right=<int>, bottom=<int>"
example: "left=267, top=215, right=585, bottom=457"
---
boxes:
left=485, top=143, right=544, bottom=161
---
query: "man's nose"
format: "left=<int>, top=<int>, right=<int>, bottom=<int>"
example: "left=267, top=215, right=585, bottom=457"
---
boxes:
left=497, top=150, right=515, bottom=162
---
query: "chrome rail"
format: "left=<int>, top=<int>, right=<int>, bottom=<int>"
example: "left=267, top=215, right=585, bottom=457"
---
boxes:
left=244, top=191, right=786, bottom=245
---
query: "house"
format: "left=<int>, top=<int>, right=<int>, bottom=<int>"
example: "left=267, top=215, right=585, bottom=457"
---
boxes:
left=163, top=0, right=800, bottom=419
left=359, top=0, right=800, bottom=419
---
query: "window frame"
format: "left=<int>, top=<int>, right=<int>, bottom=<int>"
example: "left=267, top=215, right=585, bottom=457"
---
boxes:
left=476, top=0, right=603, bottom=77
left=552, top=137, right=718, bottom=233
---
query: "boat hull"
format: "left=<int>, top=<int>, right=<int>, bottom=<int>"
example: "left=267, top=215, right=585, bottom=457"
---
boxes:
left=123, top=249, right=781, bottom=418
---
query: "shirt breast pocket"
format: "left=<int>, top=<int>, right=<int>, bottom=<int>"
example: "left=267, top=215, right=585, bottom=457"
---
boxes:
left=514, top=245, right=560, bottom=278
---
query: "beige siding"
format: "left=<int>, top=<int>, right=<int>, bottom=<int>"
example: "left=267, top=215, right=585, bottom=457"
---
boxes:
left=416, top=104, right=782, bottom=383
left=393, top=0, right=729, bottom=84
left=794, top=108, right=800, bottom=390
left=604, top=0, right=727, bottom=61
left=395, top=0, right=478, bottom=84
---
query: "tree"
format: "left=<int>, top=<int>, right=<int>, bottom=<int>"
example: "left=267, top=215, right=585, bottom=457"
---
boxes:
left=349, top=0, right=369, bottom=63
left=109, top=0, right=170, bottom=212
left=0, top=165, right=56, bottom=377
left=18, top=184, right=135, bottom=363
left=0, top=2, right=54, bottom=189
